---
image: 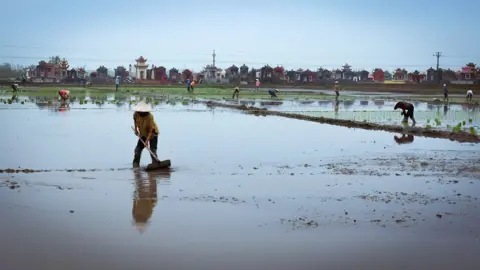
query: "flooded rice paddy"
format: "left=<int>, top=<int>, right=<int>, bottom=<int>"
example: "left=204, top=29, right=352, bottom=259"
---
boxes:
left=1, top=94, right=480, bottom=270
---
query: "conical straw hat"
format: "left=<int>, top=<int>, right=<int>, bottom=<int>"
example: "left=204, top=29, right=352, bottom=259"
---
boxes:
left=132, top=101, right=152, bottom=112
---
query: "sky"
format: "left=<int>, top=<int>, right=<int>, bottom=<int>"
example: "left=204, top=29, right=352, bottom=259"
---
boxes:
left=0, top=0, right=478, bottom=73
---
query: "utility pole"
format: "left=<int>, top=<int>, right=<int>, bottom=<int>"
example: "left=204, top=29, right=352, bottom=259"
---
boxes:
left=433, top=52, right=442, bottom=83
left=212, top=50, right=216, bottom=67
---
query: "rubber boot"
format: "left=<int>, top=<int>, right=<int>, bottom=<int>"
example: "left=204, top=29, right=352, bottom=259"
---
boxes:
left=133, top=150, right=141, bottom=168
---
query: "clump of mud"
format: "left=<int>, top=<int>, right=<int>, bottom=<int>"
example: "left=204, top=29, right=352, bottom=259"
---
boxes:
left=205, top=101, right=480, bottom=143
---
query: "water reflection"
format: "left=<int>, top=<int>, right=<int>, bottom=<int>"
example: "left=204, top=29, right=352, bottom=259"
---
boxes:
left=334, top=100, right=339, bottom=115
left=132, top=169, right=171, bottom=232
left=443, top=104, right=448, bottom=116
left=394, top=134, right=414, bottom=144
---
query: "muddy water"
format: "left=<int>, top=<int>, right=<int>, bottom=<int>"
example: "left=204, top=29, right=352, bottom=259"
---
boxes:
left=1, top=100, right=480, bottom=269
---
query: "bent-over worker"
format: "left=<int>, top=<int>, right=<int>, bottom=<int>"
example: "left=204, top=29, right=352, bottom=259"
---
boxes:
left=58, top=89, right=70, bottom=102
left=232, top=86, right=240, bottom=100
left=132, top=101, right=160, bottom=168
left=466, top=89, right=473, bottom=102
left=394, top=101, right=416, bottom=124
left=11, top=83, right=19, bottom=92
left=268, top=88, right=279, bottom=99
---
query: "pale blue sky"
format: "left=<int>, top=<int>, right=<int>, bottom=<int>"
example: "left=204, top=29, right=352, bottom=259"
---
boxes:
left=0, top=0, right=478, bottom=73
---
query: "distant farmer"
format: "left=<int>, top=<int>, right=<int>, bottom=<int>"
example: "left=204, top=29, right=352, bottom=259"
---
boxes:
left=11, top=83, right=19, bottom=92
left=58, top=89, right=70, bottom=102
left=394, top=101, right=416, bottom=124
left=86, top=81, right=92, bottom=87
left=443, top=84, right=448, bottom=101
left=115, top=76, right=121, bottom=91
left=466, top=89, right=473, bottom=102
left=132, top=101, right=160, bottom=168
left=268, top=88, right=279, bottom=99
left=255, top=79, right=260, bottom=91
left=232, top=86, right=240, bottom=100
left=334, top=81, right=340, bottom=100
left=186, top=79, right=191, bottom=92
left=190, top=79, right=199, bottom=92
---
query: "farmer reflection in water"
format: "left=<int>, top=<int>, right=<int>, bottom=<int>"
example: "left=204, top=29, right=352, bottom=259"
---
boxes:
left=334, top=100, right=340, bottom=115
left=394, top=134, right=414, bottom=144
left=132, top=170, right=163, bottom=232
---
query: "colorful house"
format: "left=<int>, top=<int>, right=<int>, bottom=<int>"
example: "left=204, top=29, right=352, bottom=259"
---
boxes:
left=372, top=68, right=385, bottom=81
left=393, top=68, right=408, bottom=81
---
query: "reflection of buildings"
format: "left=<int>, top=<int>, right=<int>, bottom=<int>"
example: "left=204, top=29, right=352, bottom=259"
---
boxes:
left=394, top=134, right=414, bottom=144
left=132, top=170, right=171, bottom=232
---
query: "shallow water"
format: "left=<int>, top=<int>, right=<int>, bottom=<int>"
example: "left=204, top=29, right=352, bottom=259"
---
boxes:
left=1, top=97, right=480, bottom=270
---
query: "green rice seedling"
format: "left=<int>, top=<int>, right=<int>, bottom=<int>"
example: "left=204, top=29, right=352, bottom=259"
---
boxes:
left=462, top=120, right=466, bottom=126
left=21, top=101, right=24, bottom=105
left=452, top=123, right=462, bottom=133
left=154, top=101, right=159, bottom=105
left=182, top=100, right=189, bottom=105
left=469, top=118, right=473, bottom=123
left=84, top=100, right=88, bottom=104
left=469, top=127, right=477, bottom=135
left=79, top=100, right=84, bottom=105
left=425, top=124, right=432, bottom=129
left=434, top=118, right=441, bottom=126
left=7, top=99, right=12, bottom=104
left=426, top=118, right=431, bottom=124
left=47, top=100, right=52, bottom=105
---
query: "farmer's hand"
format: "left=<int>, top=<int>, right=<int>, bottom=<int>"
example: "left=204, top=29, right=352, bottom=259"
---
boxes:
left=144, top=140, right=149, bottom=148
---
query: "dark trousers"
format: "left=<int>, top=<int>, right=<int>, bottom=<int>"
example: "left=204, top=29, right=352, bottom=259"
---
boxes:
left=444, top=93, right=448, bottom=100
left=335, top=90, right=339, bottom=99
left=116, top=84, right=119, bottom=91
left=403, top=107, right=415, bottom=122
left=232, top=90, right=239, bottom=99
left=268, top=91, right=277, bottom=98
left=135, top=136, right=158, bottom=154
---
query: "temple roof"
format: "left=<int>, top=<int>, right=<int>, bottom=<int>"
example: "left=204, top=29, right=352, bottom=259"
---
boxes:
left=135, top=56, right=147, bottom=63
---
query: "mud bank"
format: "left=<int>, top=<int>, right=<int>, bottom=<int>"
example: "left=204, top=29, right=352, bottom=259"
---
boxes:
left=205, top=101, right=480, bottom=143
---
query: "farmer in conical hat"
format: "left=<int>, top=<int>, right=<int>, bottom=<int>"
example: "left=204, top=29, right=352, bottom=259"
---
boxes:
left=232, top=86, right=240, bottom=100
left=132, top=101, right=160, bottom=168
left=394, top=101, right=416, bottom=124
left=255, top=79, right=260, bottom=91
left=466, top=89, right=473, bottom=102
left=268, top=88, right=279, bottom=99
left=58, top=89, right=70, bottom=102
left=334, top=81, right=340, bottom=100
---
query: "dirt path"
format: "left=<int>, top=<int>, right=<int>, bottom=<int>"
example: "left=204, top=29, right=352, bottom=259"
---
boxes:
left=205, top=101, right=480, bottom=143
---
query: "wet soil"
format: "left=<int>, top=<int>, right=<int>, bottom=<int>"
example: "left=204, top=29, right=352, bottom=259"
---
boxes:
left=1, top=100, right=480, bottom=269
left=205, top=101, right=480, bottom=143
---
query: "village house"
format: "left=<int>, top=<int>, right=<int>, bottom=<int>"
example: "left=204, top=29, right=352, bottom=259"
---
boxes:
left=457, top=64, right=476, bottom=81
left=169, top=68, right=181, bottom=83
left=239, top=64, right=249, bottom=82
left=407, top=71, right=426, bottom=83
left=393, top=68, right=408, bottom=81
left=372, top=69, right=385, bottom=81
